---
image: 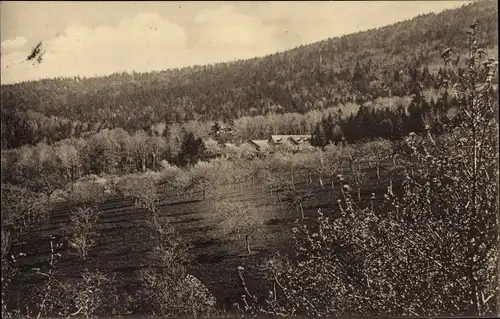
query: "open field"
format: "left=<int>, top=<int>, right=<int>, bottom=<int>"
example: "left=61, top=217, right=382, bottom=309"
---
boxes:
left=6, top=159, right=402, bottom=310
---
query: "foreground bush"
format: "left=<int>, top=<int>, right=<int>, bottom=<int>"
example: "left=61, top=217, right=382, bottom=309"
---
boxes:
left=135, top=204, right=217, bottom=316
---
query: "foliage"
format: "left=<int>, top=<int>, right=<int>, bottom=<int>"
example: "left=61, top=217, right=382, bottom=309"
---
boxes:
left=67, top=179, right=109, bottom=206
left=116, top=174, right=159, bottom=211
left=135, top=211, right=217, bottom=316
left=178, top=132, right=207, bottom=167
left=237, top=20, right=499, bottom=317
left=1, top=184, right=51, bottom=236
left=1, top=229, right=17, bottom=319
left=212, top=197, right=275, bottom=255
left=42, top=269, right=119, bottom=318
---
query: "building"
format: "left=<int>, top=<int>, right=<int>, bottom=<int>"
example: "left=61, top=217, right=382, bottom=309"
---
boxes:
left=247, top=135, right=312, bottom=152
left=268, top=135, right=311, bottom=146
left=247, top=139, right=270, bottom=152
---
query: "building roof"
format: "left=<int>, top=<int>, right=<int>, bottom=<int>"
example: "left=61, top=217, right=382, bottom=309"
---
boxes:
left=248, top=140, right=270, bottom=150
left=269, top=135, right=311, bottom=144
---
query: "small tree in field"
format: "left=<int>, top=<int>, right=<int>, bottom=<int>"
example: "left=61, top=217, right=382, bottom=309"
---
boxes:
left=189, top=161, right=218, bottom=200
left=349, top=162, right=368, bottom=202
left=281, top=181, right=314, bottom=220
left=323, top=144, right=344, bottom=190
left=360, top=139, right=394, bottom=179
left=116, top=175, right=158, bottom=212
left=214, top=199, right=269, bottom=255
left=261, top=156, right=292, bottom=201
left=68, top=179, right=108, bottom=206
left=67, top=205, right=100, bottom=261
left=308, top=151, right=329, bottom=188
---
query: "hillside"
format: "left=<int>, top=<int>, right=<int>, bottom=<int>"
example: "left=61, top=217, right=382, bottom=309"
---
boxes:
left=7, top=158, right=397, bottom=311
left=1, top=0, right=498, bottom=149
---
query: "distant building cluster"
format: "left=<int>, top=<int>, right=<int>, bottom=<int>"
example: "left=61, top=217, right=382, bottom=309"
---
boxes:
left=248, top=135, right=312, bottom=152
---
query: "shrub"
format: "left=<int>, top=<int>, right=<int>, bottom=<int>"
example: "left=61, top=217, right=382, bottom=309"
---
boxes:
left=135, top=211, right=216, bottom=316
left=114, top=174, right=158, bottom=211
left=1, top=184, right=51, bottom=236
left=68, top=180, right=108, bottom=206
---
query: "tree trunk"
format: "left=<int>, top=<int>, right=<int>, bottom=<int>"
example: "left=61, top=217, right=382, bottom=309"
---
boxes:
left=203, top=187, right=206, bottom=200
left=377, top=165, right=381, bottom=180
left=357, top=187, right=361, bottom=202
left=152, top=153, right=157, bottom=170
left=299, top=202, right=304, bottom=220
left=245, top=235, right=251, bottom=255
left=319, top=174, right=324, bottom=188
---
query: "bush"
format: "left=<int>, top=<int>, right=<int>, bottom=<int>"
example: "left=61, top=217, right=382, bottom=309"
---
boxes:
left=114, top=174, right=158, bottom=211
left=68, top=180, right=108, bottom=206
left=1, top=184, right=51, bottom=236
left=135, top=211, right=217, bottom=316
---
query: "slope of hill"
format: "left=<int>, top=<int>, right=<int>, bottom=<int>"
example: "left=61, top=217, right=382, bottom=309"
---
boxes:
left=1, top=0, right=498, bottom=149
left=7, top=159, right=398, bottom=312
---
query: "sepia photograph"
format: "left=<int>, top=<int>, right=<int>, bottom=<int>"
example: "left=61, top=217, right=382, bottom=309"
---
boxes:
left=0, top=1, right=498, bottom=317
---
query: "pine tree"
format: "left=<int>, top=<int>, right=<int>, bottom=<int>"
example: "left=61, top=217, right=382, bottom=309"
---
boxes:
left=178, top=132, right=206, bottom=167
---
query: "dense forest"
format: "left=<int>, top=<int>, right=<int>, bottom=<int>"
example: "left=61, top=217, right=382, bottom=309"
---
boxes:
left=1, top=0, right=498, bottom=150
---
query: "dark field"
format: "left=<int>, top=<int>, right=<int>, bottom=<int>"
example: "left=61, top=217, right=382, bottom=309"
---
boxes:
left=7, top=160, right=401, bottom=311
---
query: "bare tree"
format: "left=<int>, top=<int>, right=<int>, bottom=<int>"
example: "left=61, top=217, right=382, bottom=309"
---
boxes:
left=214, top=199, right=270, bottom=255
left=67, top=205, right=100, bottom=261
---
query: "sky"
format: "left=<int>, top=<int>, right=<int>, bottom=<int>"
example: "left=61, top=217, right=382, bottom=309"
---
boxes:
left=1, top=1, right=472, bottom=85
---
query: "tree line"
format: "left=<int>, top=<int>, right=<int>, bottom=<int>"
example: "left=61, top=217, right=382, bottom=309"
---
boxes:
left=311, top=84, right=499, bottom=145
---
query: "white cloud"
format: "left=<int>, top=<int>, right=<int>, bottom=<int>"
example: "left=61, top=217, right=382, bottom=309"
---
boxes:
left=1, top=36, right=27, bottom=52
left=256, top=1, right=471, bottom=45
left=192, top=5, right=282, bottom=63
left=1, top=13, right=188, bottom=84
left=1, top=7, right=286, bottom=84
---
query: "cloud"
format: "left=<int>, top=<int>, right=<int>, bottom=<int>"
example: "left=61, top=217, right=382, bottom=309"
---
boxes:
left=1, top=13, right=188, bottom=83
left=1, top=6, right=286, bottom=84
left=1, top=36, right=27, bottom=52
left=192, top=5, right=282, bottom=63
left=255, top=1, right=472, bottom=45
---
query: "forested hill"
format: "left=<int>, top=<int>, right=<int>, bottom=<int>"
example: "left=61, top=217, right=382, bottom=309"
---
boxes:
left=1, top=0, right=498, bottom=149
